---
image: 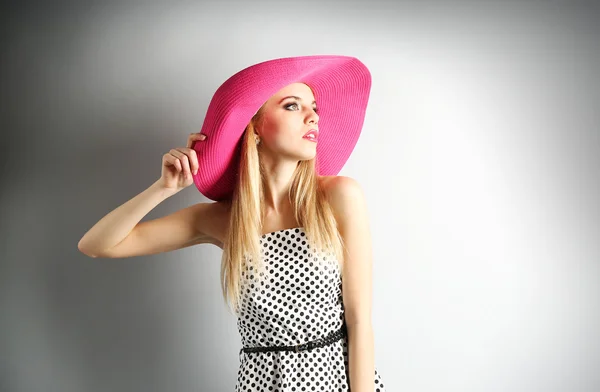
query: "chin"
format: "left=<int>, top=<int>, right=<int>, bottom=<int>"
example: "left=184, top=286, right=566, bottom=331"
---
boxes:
left=300, top=150, right=317, bottom=160
left=290, top=144, right=317, bottom=161
left=295, top=155, right=316, bottom=163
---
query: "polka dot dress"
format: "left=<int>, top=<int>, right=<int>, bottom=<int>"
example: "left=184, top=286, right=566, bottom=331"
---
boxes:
left=235, top=227, right=386, bottom=391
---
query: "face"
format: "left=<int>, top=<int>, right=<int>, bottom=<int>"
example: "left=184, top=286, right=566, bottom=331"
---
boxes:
left=256, top=82, right=320, bottom=162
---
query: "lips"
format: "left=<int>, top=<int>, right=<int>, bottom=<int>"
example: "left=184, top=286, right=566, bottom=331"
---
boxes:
left=303, top=129, right=319, bottom=141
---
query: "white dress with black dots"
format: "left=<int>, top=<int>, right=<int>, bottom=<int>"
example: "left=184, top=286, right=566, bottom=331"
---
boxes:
left=235, top=227, right=386, bottom=392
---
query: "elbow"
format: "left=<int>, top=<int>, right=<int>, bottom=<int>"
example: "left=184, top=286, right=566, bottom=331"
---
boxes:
left=77, top=241, right=99, bottom=258
left=78, top=248, right=98, bottom=258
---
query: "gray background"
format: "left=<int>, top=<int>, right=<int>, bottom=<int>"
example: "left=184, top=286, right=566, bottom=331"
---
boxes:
left=2, top=1, right=599, bottom=391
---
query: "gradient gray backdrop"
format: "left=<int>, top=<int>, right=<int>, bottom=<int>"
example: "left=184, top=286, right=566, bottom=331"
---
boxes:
left=1, top=1, right=599, bottom=391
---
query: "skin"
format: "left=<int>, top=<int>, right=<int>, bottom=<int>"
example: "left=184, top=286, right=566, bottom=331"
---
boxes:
left=253, top=82, right=320, bottom=217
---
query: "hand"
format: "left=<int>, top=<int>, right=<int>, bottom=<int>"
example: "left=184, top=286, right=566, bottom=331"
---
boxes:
left=157, top=132, right=207, bottom=192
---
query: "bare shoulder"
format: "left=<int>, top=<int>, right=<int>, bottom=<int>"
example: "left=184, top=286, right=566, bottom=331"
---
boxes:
left=318, top=175, right=356, bottom=191
left=318, top=175, right=366, bottom=227
left=319, top=175, right=363, bottom=201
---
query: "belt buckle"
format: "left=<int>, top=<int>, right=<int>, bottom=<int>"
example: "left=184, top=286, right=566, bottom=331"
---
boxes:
left=295, top=344, right=300, bottom=353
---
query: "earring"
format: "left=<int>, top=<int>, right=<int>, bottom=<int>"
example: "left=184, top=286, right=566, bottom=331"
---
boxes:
left=255, top=136, right=261, bottom=145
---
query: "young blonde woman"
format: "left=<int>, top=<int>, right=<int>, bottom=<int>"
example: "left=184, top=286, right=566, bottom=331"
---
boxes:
left=78, top=55, right=386, bottom=392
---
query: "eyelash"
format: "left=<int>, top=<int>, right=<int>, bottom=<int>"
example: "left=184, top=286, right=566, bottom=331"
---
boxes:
left=285, top=102, right=319, bottom=114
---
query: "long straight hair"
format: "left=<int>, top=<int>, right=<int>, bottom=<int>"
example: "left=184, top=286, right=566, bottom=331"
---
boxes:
left=220, top=105, right=346, bottom=316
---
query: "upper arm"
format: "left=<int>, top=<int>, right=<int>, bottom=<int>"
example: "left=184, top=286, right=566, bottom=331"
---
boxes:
left=324, top=176, right=373, bottom=326
left=94, top=201, right=226, bottom=259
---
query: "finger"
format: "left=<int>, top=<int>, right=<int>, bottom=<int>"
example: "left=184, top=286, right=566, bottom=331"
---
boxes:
left=173, top=148, right=198, bottom=174
left=184, top=148, right=199, bottom=174
left=186, top=132, right=207, bottom=148
left=170, top=149, right=192, bottom=176
left=167, top=151, right=185, bottom=171
left=164, top=154, right=182, bottom=171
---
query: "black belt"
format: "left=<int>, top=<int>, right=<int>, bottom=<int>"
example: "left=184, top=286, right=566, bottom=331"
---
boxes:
left=239, top=322, right=347, bottom=356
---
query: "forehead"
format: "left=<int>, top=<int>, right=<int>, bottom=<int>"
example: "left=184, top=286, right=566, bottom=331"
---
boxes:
left=269, top=82, right=316, bottom=102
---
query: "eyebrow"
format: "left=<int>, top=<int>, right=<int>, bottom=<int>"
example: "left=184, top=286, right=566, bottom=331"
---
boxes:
left=278, top=96, right=317, bottom=105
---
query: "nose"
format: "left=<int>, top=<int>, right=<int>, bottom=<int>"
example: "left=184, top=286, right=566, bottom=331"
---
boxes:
left=306, top=108, right=319, bottom=125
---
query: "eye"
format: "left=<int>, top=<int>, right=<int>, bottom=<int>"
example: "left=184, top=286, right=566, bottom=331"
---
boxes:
left=285, top=102, right=319, bottom=114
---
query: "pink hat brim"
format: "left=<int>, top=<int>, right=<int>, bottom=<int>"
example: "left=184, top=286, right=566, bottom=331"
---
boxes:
left=192, top=55, right=372, bottom=201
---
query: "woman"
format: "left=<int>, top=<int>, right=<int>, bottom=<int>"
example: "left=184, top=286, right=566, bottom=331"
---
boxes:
left=78, top=55, right=386, bottom=391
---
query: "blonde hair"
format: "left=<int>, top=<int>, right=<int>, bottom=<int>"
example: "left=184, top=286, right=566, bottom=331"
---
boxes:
left=219, top=104, right=346, bottom=316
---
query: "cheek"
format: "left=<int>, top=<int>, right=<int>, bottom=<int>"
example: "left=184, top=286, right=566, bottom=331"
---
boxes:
left=263, top=129, right=299, bottom=152
left=262, top=114, right=292, bottom=140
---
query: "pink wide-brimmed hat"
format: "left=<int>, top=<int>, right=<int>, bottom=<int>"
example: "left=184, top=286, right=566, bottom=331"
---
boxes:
left=191, top=55, right=372, bottom=201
